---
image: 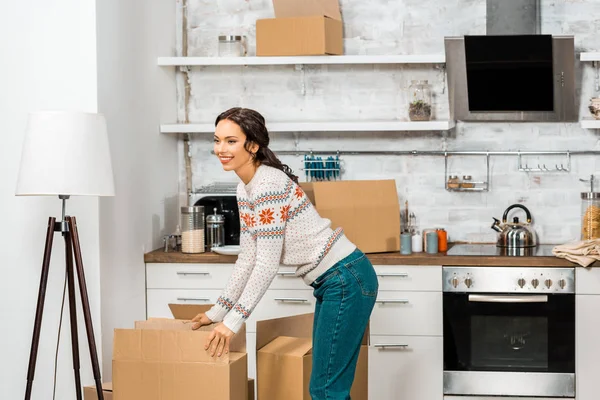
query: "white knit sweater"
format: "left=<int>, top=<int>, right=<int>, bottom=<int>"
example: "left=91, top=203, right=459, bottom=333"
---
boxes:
left=205, top=165, right=356, bottom=333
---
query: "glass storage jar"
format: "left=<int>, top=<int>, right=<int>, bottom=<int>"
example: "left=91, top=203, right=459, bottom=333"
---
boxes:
left=581, top=192, right=600, bottom=240
left=181, top=206, right=205, bottom=253
left=408, top=80, right=432, bottom=121
left=218, top=35, right=246, bottom=57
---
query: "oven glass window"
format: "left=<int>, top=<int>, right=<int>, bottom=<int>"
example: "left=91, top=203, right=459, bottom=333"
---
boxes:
left=444, top=293, right=574, bottom=373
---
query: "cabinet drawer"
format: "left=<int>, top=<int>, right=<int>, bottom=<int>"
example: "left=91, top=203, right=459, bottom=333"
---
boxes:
left=146, top=263, right=233, bottom=289
left=246, top=289, right=315, bottom=332
left=374, top=265, right=441, bottom=291
left=146, top=289, right=222, bottom=318
left=576, top=268, right=600, bottom=294
left=369, top=335, right=443, bottom=400
left=269, top=266, right=307, bottom=290
left=370, top=291, right=442, bottom=336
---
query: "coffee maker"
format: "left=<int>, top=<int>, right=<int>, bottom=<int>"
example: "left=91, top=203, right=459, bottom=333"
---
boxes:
left=193, top=195, right=240, bottom=246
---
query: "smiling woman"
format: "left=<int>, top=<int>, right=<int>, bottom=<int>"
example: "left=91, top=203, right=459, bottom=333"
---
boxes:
left=193, top=107, right=377, bottom=400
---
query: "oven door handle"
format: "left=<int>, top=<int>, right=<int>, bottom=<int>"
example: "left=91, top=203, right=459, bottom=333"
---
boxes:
left=468, top=294, right=548, bottom=303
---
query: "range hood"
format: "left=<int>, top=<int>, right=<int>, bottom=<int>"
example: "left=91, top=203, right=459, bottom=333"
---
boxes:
left=444, top=0, right=576, bottom=122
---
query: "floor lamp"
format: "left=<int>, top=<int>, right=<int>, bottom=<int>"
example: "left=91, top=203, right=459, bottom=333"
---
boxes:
left=16, top=111, right=115, bottom=400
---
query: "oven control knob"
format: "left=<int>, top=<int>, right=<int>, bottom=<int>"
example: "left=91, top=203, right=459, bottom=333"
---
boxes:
left=517, top=278, right=526, bottom=288
left=531, top=279, right=539, bottom=288
left=545, top=279, right=553, bottom=288
left=559, top=279, right=566, bottom=289
left=450, top=277, right=460, bottom=288
left=464, top=278, right=473, bottom=288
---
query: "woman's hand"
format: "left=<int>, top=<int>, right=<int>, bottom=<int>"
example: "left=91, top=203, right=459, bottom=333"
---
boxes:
left=205, top=323, right=234, bottom=357
left=190, top=313, right=212, bottom=330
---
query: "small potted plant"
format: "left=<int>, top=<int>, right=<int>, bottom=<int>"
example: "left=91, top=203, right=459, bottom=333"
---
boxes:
left=589, top=97, right=600, bottom=120
left=409, top=99, right=432, bottom=121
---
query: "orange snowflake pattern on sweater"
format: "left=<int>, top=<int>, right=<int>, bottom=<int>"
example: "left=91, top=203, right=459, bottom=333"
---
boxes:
left=280, top=205, right=291, bottom=222
left=241, top=212, right=256, bottom=227
left=259, top=208, right=275, bottom=225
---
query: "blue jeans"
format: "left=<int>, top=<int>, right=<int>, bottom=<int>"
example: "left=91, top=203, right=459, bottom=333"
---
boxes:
left=309, top=249, right=378, bottom=400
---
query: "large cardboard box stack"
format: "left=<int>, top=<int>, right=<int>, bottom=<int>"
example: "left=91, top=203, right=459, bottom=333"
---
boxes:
left=256, top=0, right=343, bottom=56
left=112, top=304, right=247, bottom=400
left=256, top=313, right=368, bottom=400
left=83, top=383, right=113, bottom=400
left=300, top=179, right=400, bottom=253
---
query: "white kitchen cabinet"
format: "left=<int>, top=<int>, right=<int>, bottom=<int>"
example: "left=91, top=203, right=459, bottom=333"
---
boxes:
left=368, top=335, right=443, bottom=400
left=146, top=288, right=222, bottom=318
left=374, top=265, right=442, bottom=291
left=576, top=294, right=600, bottom=400
left=370, top=291, right=443, bottom=336
left=575, top=268, right=600, bottom=294
left=146, top=263, right=234, bottom=289
left=245, top=289, right=315, bottom=332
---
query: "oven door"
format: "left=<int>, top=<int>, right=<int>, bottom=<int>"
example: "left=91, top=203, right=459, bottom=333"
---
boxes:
left=443, top=292, right=575, bottom=397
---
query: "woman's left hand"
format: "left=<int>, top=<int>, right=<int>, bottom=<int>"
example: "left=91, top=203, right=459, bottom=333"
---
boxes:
left=205, top=323, right=234, bottom=357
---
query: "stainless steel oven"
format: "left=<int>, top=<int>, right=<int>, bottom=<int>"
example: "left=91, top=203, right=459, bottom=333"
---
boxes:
left=443, top=266, right=575, bottom=399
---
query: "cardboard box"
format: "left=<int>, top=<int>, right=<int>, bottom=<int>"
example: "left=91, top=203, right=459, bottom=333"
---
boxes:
left=300, top=179, right=400, bottom=253
left=256, top=313, right=368, bottom=400
left=83, top=382, right=113, bottom=400
left=256, top=0, right=343, bottom=56
left=248, top=378, right=255, bottom=400
left=113, top=304, right=247, bottom=400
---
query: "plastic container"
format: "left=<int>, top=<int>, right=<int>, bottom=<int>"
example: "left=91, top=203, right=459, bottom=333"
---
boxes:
left=436, top=228, right=448, bottom=252
left=181, top=206, right=205, bottom=253
left=412, top=231, right=423, bottom=252
left=218, top=35, right=246, bottom=57
left=581, top=192, right=600, bottom=240
left=206, top=207, right=225, bottom=250
left=408, top=80, right=432, bottom=121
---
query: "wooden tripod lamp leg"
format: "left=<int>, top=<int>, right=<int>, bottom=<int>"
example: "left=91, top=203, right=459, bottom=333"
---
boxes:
left=24, top=217, right=56, bottom=400
left=65, top=228, right=83, bottom=400
left=67, top=216, right=104, bottom=400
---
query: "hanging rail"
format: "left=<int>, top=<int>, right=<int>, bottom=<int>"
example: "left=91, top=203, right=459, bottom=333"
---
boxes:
left=273, top=149, right=600, bottom=156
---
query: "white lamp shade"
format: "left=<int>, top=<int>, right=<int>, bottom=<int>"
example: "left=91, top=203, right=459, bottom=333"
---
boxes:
left=16, top=111, right=115, bottom=196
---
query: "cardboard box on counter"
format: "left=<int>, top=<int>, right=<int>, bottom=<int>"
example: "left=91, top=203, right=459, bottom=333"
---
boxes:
left=112, top=304, right=247, bottom=400
left=300, top=179, right=400, bottom=253
left=256, top=0, right=343, bottom=56
left=83, top=382, right=113, bottom=400
left=256, top=313, right=368, bottom=400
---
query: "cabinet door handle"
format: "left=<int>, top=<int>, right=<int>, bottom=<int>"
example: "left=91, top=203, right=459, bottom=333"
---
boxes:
left=376, top=272, right=409, bottom=278
left=177, top=271, right=210, bottom=276
left=177, top=297, right=210, bottom=302
left=375, top=299, right=410, bottom=304
left=374, top=344, right=409, bottom=349
left=276, top=271, right=296, bottom=277
left=274, top=298, right=309, bottom=303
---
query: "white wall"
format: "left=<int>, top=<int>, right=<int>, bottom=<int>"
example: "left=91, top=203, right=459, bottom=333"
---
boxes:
left=0, top=1, right=102, bottom=399
left=96, top=0, right=179, bottom=381
left=183, top=0, right=600, bottom=244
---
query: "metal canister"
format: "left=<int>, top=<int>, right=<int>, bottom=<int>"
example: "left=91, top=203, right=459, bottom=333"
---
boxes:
left=436, top=228, right=448, bottom=252
left=206, top=207, right=225, bottom=250
left=181, top=206, right=205, bottom=254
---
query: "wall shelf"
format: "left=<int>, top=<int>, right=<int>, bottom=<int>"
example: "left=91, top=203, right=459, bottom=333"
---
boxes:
left=160, top=120, right=456, bottom=133
left=580, top=52, right=600, bottom=62
left=157, top=54, right=446, bottom=67
left=581, top=119, right=600, bottom=129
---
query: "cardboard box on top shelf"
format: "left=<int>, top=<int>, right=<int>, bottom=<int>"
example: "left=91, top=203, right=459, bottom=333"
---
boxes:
left=256, top=313, right=368, bottom=400
left=300, top=179, right=401, bottom=253
left=112, top=304, right=248, bottom=400
left=83, top=383, right=113, bottom=400
left=256, top=0, right=343, bottom=56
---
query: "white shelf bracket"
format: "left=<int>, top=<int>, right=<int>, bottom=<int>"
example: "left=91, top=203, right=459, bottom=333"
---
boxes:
left=295, top=64, right=306, bottom=96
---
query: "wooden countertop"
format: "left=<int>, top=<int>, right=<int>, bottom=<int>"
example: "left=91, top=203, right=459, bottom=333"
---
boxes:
left=144, top=246, right=590, bottom=267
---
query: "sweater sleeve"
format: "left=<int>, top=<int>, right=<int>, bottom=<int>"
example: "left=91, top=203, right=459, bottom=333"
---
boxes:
left=204, top=193, right=257, bottom=323
left=222, top=180, right=294, bottom=333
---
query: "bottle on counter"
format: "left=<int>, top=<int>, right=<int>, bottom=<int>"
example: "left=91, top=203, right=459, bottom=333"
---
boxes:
left=437, top=228, right=448, bottom=252
left=412, top=231, right=423, bottom=252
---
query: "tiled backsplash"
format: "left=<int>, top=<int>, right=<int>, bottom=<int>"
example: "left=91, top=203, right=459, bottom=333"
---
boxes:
left=178, top=0, right=600, bottom=244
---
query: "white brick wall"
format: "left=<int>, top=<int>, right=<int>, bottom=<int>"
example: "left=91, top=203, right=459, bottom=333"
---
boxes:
left=179, top=0, right=600, bottom=244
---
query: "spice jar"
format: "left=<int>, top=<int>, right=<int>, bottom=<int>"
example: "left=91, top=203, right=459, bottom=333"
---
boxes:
left=581, top=192, right=600, bottom=240
left=447, top=175, right=460, bottom=189
left=218, top=35, right=246, bottom=57
left=460, top=175, right=475, bottom=189
left=206, top=207, right=225, bottom=250
left=181, top=206, right=205, bottom=254
left=408, top=80, right=432, bottom=121
left=436, top=228, right=448, bottom=252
